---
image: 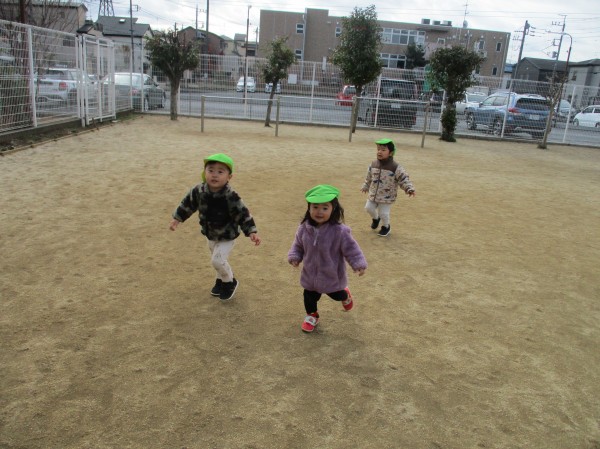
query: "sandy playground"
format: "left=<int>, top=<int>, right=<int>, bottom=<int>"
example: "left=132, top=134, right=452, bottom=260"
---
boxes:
left=1, top=115, right=599, bottom=449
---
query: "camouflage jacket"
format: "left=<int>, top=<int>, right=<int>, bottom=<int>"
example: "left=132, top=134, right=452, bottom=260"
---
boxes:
left=362, top=157, right=415, bottom=204
left=172, top=183, right=257, bottom=241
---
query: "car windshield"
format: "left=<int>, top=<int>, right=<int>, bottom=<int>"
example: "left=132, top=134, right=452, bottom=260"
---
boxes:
left=379, top=80, right=414, bottom=100
left=115, top=74, right=142, bottom=87
left=515, top=98, right=550, bottom=111
left=467, top=93, right=486, bottom=102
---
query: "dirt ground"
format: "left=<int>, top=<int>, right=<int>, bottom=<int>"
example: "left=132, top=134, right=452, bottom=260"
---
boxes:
left=1, top=115, right=599, bottom=449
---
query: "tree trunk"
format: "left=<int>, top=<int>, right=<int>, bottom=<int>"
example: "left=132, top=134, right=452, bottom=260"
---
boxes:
left=264, top=91, right=275, bottom=127
left=170, top=80, right=179, bottom=121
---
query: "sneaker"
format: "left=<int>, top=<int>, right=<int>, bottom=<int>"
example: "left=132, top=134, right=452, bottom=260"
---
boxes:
left=377, top=225, right=391, bottom=237
left=370, top=218, right=381, bottom=229
left=219, top=278, right=238, bottom=301
left=342, top=287, right=354, bottom=311
left=301, top=312, right=319, bottom=333
left=210, top=279, right=222, bottom=296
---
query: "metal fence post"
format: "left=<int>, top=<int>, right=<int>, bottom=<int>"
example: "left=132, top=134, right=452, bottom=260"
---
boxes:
left=201, top=95, right=205, bottom=132
left=275, top=97, right=280, bottom=137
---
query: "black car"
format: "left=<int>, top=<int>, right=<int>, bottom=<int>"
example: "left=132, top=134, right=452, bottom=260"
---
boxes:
left=361, top=78, right=419, bottom=129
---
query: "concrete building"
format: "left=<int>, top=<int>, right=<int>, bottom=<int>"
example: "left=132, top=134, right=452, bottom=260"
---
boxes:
left=258, top=8, right=510, bottom=77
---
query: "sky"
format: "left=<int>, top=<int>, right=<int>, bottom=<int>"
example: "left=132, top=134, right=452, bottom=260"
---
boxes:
left=87, top=0, right=600, bottom=64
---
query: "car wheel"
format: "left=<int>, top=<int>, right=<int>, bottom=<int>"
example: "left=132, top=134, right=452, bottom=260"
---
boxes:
left=595, top=122, right=600, bottom=128
left=159, top=95, right=165, bottom=109
left=466, top=113, right=477, bottom=130
left=492, top=119, right=503, bottom=136
left=531, top=131, right=544, bottom=139
left=573, top=119, right=579, bottom=126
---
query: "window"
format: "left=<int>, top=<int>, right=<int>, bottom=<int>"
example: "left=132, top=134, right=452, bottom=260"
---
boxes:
left=380, top=53, right=407, bottom=69
left=496, top=42, right=502, bottom=52
left=477, top=40, right=485, bottom=50
left=295, top=49, right=303, bottom=60
left=335, top=27, right=341, bottom=37
left=437, top=38, right=445, bottom=45
left=296, top=23, right=304, bottom=34
left=571, top=71, right=577, bottom=81
left=492, top=67, right=498, bottom=76
left=381, top=28, right=425, bottom=46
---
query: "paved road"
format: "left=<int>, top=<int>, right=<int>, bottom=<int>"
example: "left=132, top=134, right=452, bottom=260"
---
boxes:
left=158, top=91, right=600, bottom=146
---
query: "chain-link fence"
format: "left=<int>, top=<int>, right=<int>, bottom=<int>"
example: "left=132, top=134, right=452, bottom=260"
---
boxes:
left=2, top=19, right=599, bottom=147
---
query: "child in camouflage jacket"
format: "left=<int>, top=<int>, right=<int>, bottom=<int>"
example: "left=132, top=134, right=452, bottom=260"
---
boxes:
left=169, top=153, right=261, bottom=301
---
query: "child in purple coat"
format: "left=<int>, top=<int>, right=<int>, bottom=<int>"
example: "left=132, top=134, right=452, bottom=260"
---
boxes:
left=288, top=184, right=367, bottom=333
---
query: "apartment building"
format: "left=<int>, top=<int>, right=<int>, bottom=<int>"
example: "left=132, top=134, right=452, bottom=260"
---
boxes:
left=258, top=8, right=510, bottom=78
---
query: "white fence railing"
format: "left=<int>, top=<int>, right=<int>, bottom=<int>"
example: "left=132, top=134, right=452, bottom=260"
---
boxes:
left=2, top=19, right=599, bottom=147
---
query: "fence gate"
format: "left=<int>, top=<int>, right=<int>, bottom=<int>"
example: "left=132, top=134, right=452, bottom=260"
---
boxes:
left=80, top=35, right=115, bottom=125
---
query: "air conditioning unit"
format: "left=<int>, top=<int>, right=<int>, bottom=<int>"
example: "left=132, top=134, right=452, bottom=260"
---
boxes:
left=433, top=20, right=441, bottom=25
left=421, top=18, right=431, bottom=25
left=442, top=20, right=452, bottom=26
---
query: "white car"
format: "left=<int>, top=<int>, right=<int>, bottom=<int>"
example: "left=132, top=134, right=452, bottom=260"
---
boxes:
left=265, top=82, right=281, bottom=94
left=236, top=76, right=255, bottom=93
left=455, top=92, right=487, bottom=115
left=572, top=105, right=600, bottom=128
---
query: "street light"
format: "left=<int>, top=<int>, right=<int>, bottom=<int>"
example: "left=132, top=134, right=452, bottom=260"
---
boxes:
left=243, top=5, right=252, bottom=97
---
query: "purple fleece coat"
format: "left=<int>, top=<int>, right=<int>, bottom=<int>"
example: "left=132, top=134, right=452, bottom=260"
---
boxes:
left=288, top=222, right=367, bottom=294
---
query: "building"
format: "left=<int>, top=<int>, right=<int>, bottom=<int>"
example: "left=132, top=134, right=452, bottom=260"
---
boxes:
left=513, top=57, right=567, bottom=82
left=0, top=0, right=89, bottom=33
left=565, top=59, right=600, bottom=107
left=97, top=15, right=153, bottom=73
left=258, top=8, right=510, bottom=77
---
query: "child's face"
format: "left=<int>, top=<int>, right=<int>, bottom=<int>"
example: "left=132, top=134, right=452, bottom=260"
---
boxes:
left=376, top=144, right=392, bottom=160
left=204, top=162, right=232, bottom=191
left=309, top=202, right=333, bottom=225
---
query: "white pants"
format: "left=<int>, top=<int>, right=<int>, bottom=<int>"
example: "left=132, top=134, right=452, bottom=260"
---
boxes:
left=365, top=200, right=392, bottom=227
left=207, top=239, right=235, bottom=282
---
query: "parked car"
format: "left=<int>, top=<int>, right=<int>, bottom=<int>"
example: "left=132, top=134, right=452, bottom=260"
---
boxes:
left=264, top=82, right=281, bottom=94
left=36, top=67, right=98, bottom=105
left=465, top=92, right=550, bottom=139
left=420, top=91, right=444, bottom=113
left=336, top=85, right=358, bottom=106
left=361, top=78, right=418, bottom=129
left=572, top=105, right=600, bottom=128
left=236, top=76, right=256, bottom=93
left=551, top=99, right=579, bottom=125
left=112, top=72, right=166, bottom=111
left=455, top=92, right=487, bottom=115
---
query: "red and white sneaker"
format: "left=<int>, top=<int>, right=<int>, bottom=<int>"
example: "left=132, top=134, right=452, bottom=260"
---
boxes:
left=342, top=287, right=354, bottom=311
left=301, top=313, right=319, bottom=333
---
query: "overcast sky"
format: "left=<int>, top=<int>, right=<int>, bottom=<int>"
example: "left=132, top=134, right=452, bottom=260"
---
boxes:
left=90, top=0, right=600, bottom=63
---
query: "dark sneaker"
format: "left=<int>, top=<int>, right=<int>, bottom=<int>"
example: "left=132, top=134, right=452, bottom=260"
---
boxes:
left=219, top=278, right=238, bottom=301
left=378, top=225, right=391, bottom=237
left=370, top=218, right=381, bottom=229
left=210, top=279, right=222, bottom=296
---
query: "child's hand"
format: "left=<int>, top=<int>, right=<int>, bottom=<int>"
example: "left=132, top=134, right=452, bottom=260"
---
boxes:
left=354, top=268, right=366, bottom=276
left=289, top=260, right=300, bottom=267
left=407, top=190, right=416, bottom=197
left=361, top=187, right=368, bottom=193
left=249, top=233, right=261, bottom=246
left=169, top=219, right=180, bottom=231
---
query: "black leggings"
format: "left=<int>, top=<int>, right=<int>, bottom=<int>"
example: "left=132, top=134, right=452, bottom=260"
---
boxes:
left=304, top=288, right=348, bottom=314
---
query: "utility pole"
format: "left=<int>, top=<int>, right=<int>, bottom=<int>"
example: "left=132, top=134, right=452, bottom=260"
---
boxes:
left=516, top=20, right=530, bottom=78
left=130, top=0, right=134, bottom=72
left=554, top=15, right=566, bottom=61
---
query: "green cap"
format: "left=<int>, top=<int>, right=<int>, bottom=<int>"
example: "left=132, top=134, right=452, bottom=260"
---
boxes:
left=305, top=184, right=340, bottom=204
left=375, top=138, right=396, bottom=155
left=202, top=153, right=234, bottom=181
